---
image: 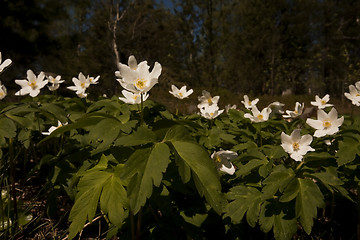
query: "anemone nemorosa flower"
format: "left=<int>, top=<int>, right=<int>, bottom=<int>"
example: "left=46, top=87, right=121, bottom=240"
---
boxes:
left=0, top=52, right=11, bottom=73
left=67, top=72, right=90, bottom=96
left=42, top=120, right=68, bottom=135
left=211, top=150, right=237, bottom=175
left=244, top=105, right=272, bottom=122
left=281, top=129, right=315, bottom=161
left=344, top=82, right=360, bottom=106
left=47, top=75, right=65, bottom=91
left=199, top=104, right=224, bottom=119
left=15, top=70, right=48, bottom=97
left=197, top=90, right=220, bottom=109
left=118, top=90, right=149, bottom=104
left=169, top=85, right=193, bottom=99
left=306, top=108, right=344, bottom=138
left=117, top=55, right=161, bottom=94
left=310, top=94, right=333, bottom=109
left=282, top=102, right=304, bottom=118
left=241, top=95, right=259, bottom=109
left=0, top=82, right=6, bottom=100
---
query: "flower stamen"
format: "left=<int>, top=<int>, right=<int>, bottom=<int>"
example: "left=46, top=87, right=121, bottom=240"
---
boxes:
left=292, top=142, right=300, bottom=151
left=323, top=120, right=332, bottom=128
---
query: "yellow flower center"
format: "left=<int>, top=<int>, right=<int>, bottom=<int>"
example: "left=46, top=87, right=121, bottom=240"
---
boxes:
left=294, top=110, right=298, bottom=114
left=248, top=101, right=251, bottom=105
left=133, top=95, right=139, bottom=100
left=89, top=77, right=93, bottom=82
left=28, top=81, right=37, bottom=89
left=207, top=98, right=213, bottom=104
left=0, top=92, right=4, bottom=97
left=357, top=93, right=360, bottom=96
left=178, top=92, right=183, bottom=97
left=292, top=142, right=300, bottom=151
left=210, top=112, right=214, bottom=117
left=323, top=120, right=332, bottom=128
left=321, top=100, right=326, bottom=105
left=80, top=82, right=86, bottom=88
left=135, top=78, right=146, bottom=89
left=215, top=155, right=222, bottom=163
left=257, top=114, right=263, bottom=120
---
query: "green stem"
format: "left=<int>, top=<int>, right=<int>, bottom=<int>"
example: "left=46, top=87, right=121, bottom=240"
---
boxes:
left=259, top=122, right=262, bottom=147
left=136, top=208, right=142, bottom=240
left=9, top=138, right=18, bottom=233
left=140, top=93, right=144, bottom=125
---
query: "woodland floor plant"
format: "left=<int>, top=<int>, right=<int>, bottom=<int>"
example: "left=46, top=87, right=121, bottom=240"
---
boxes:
left=0, top=52, right=358, bottom=239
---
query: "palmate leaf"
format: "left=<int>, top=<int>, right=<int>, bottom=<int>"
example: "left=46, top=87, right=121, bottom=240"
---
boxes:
left=279, top=178, right=324, bottom=235
left=164, top=125, right=223, bottom=213
left=114, top=126, right=157, bottom=147
left=0, top=117, right=17, bottom=139
left=68, top=171, right=110, bottom=240
left=171, top=141, right=223, bottom=214
left=121, top=143, right=170, bottom=214
left=100, top=169, right=128, bottom=227
left=335, top=136, right=360, bottom=166
left=262, top=165, right=295, bottom=199
left=224, top=186, right=262, bottom=227
left=259, top=200, right=297, bottom=240
left=68, top=157, right=128, bottom=239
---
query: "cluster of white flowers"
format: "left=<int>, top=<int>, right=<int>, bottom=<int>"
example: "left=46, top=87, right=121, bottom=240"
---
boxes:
left=242, top=95, right=273, bottom=122
left=116, top=55, right=161, bottom=104
left=67, top=72, right=99, bottom=98
left=196, top=90, right=224, bottom=119
left=344, top=81, right=360, bottom=106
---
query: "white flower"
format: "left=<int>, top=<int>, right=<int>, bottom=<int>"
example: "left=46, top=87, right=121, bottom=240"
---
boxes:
left=15, top=70, right=48, bottom=97
left=211, top=150, right=237, bottom=175
left=244, top=105, right=272, bottom=122
left=169, top=85, right=193, bottom=99
left=197, top=90, right=220, bottom=109
left=118, top=90, right=149, bottom=104
left=67, top=72, right=90, bottom=95
left=241, top=95, right=259, bottom=109
left=117, top=56, right=161, bottom=94
left=47, top=75, right=64, bottom=91
left=199, top=104, right=224, bottom=119
left=0, top=52, right=12, bottom=73
left=0, top=82, right=7, bottom=100
left=306, top=108, right=344, bottom=137
left=281, top=129, right=315, bottom=161
left=344, top=83, right=360, bottom=106
left=282, top=102, right=304, bottom=118
left=88, top=75, right=100, bottom=84
left=77, top=91, right=88, bottom=98
left=225, top=104, right=237, bottom=112
left=267, top=101, right=285, bottom=115
left=42, top=120, right=68, bottom=135
left=310, top=94, right=333, bottom=109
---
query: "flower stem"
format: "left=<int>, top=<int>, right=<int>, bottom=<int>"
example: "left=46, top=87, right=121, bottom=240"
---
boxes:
left=140, top=93, right=144, bottom=125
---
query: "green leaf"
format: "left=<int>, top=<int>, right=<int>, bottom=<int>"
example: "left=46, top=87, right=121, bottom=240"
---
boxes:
left=115, top=126, right=157, bottom=147
left=336, top=136, right=360, bottom=166
left=262, top=165, right=295, bottom=199
left=295, top=178, right=324, bottom=234
left=236, top=159, right=267, bottom=177
left=259, top=200, right=297, bottom=240
left=122, top=143, right=170, bottom=213
left=0, top=117, right=16, bottom=138
left=100, top=171, right=128, bottom=227
left=171, top=141, right=223, bottom=214
left=261, top=145, right=287, bottom=160
left=163, top=125, right=193, bottom=142
left=224, top=186, right=262, bottom=227
left=68, top=171, right=111, bottom=240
